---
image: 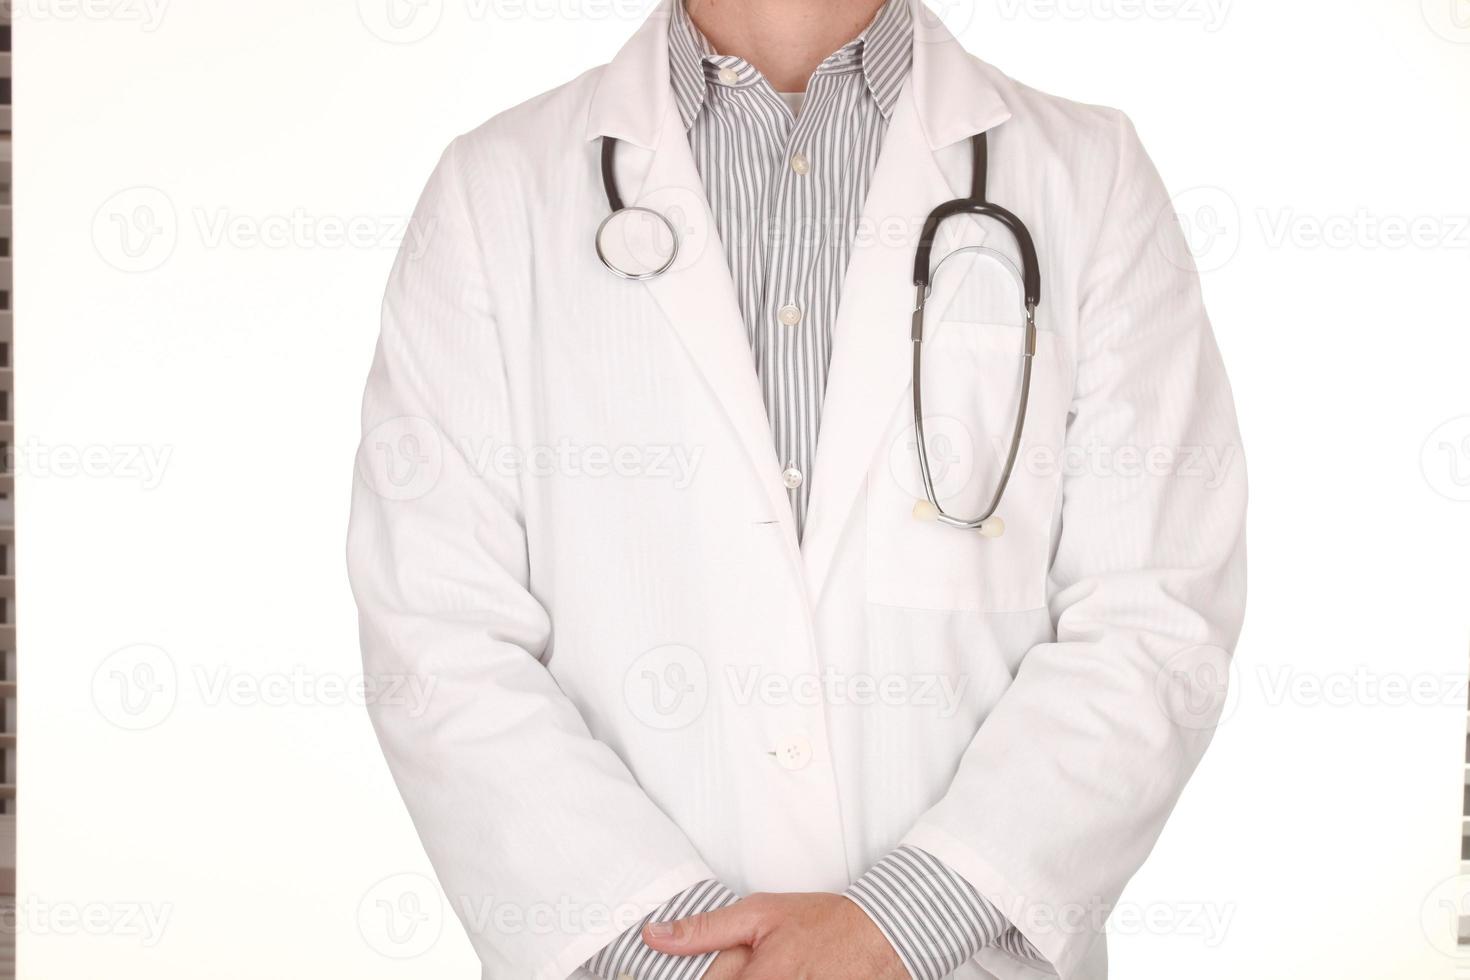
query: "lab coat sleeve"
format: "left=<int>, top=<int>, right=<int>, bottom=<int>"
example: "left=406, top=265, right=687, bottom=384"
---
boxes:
left=899, top=112, right=1247, bottom=979
left=347, top=136, right=720, bottom=980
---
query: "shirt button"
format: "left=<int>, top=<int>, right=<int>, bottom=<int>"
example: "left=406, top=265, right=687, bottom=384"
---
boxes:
left=717, top=66, right=740, bottom=86
left=777, top=304, right=802, bottom=326
left=775, top=734, right=813, bottom=770
left=782, top=466, right=804, bottom=490
left=790, top=152, right=810, bottom=175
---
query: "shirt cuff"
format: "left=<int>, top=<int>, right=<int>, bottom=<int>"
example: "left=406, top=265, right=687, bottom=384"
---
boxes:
left=584, top=879, right=739, bottom=980
left=845, top=845, right=1046, bottom=979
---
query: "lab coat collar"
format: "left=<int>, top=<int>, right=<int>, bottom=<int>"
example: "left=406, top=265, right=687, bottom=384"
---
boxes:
left=585, top=0, right=1012, bottom=151
left=908, top=2, right=1013, bottom=147
left=583, top=0, right=676, bottom=149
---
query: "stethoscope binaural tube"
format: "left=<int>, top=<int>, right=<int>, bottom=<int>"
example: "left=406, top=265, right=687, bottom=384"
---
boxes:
left=910, top=130, right=1042, bottom=537
left=595, top=137, right=680, bottom=281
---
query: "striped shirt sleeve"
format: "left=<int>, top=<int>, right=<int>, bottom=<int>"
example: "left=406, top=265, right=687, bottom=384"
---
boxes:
left=584, top=880, right=739, bottom=980
left=845, top=846, right=1053, bottom=978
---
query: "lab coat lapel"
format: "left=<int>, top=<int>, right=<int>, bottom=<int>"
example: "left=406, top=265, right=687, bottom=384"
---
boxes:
left=801, top=13, right=1012, bottom=605
left=586, top=0, right=797, bottom=543
left=638, top=120, right=797, bottom=533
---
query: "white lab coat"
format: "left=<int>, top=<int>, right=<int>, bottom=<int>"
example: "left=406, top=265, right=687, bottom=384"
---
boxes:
left=346, top=3, right=1247, bottom=979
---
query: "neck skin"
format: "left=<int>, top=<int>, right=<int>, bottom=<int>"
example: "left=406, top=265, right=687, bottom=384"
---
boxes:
left=685, top=0, right=886, bottom=92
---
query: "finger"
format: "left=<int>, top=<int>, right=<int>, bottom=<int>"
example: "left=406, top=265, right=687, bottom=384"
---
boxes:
left=643, top=899, right=766, bottom=955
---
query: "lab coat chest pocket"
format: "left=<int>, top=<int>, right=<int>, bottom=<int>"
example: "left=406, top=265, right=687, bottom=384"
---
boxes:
left=865, top=318, right=1073, bottom=613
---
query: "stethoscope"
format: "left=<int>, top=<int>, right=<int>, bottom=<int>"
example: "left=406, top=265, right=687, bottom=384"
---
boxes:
left=595, top=130, right=1040, bottom=538
left=594, top=138, right=681, bottom=281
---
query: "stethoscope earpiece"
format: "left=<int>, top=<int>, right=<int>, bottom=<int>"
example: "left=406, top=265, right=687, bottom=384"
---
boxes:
left=976, top=516, right=1005, bottom=538
left=912, top=499, right=940, bottom=522
left=912, top=500, right=1006, bottom=538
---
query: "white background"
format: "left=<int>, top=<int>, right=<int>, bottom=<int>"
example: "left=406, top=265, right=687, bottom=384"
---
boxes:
left=16, top=0, right=1470, bottom=977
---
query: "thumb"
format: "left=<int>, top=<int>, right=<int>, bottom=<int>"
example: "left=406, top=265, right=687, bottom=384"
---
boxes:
left=642, top=898, right=764, bottom=955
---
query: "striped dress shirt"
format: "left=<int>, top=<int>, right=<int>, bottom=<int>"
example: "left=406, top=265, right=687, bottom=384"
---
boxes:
left=586, top=7, right=1052, bottom=979
left=667, top=0, right=910, bottom=539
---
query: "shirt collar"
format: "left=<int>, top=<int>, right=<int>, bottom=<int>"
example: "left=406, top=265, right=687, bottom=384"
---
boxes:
left=668, top=0, right=913, bottom=130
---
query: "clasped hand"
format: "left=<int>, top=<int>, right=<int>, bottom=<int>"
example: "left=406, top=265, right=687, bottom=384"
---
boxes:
left=642, top=892, right=908, bottom=980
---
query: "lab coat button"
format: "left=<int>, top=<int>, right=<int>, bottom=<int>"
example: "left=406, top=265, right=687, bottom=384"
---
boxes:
left=775, top=735, right=812, bottom=770
left=717, top=67, right=740, bottom=86
left=777, top=304, right=802, bottom=326
left=790, top=152, right=810, bottom=175
left=782, top=466, right=804, bottom=490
